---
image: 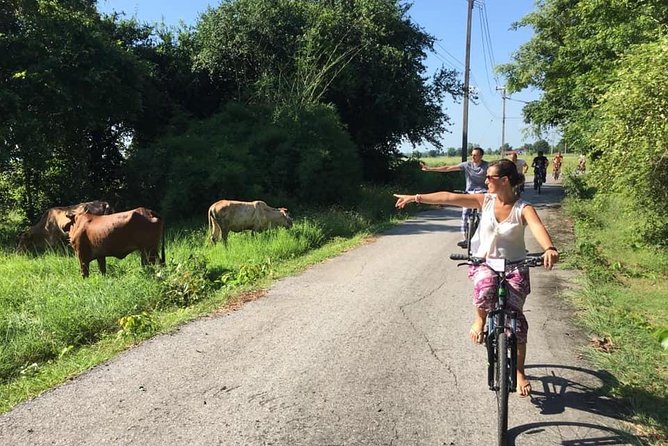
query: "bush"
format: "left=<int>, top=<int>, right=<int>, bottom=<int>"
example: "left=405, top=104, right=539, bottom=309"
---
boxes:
left=591, top=37, right=668, bottom=246
left=125, top=102, right=363, bottom=218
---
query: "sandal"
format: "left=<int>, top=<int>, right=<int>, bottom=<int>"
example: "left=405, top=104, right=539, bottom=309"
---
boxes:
left=517, top=381, right=532, bottom=398
left=469, top=325, right=484, bottom=344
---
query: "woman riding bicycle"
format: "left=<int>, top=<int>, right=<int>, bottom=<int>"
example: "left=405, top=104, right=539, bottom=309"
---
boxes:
left=552, top=151, right=563, bottom=180
left=394, top=159, right=559, bottom=397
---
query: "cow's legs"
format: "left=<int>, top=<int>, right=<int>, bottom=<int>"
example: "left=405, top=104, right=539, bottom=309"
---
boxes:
left=140, top=250, right=158, bottom=265
left=209, top=214, right=221, bottom=244
left=97, top=257, right=106, bottom=275
left=80, top=260, right=90, bottom=278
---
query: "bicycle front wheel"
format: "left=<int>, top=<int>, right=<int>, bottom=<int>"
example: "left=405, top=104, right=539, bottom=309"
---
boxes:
left=496, top=331, right=509, bottom=446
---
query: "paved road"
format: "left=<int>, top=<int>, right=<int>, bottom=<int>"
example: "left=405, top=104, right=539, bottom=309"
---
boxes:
left=1, top=180, right=638, bottom=445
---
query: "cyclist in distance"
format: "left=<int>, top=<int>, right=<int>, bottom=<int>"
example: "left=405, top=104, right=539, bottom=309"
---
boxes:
left=552, top=151, right=564, bottom=180
left=577, top=154, right=587, bottom=173
left=509, top=152, right=528, bottom=194
left=420, top=147, right=488, bottom=248
left=395, top=159, right=560, bottom=397
left=531, top=151, right=549, bottom=187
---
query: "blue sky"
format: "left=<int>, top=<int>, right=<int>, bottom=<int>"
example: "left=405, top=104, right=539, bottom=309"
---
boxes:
left=97, top=0, right=552, bottom=151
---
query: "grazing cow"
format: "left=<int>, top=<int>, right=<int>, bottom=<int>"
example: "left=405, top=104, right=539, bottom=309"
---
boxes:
left=208, top=200, right=292, bottom=245
left=67, top=207, right=165, bottom=278
left=16, top=200, right=114, bottom=252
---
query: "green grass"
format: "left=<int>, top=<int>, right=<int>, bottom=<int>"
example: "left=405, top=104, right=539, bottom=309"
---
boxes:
left=420, top=152, right=581, bottom=170
left=1, top=174, right=665, bottom=444
left=563, top=183, right=668, bottom=443
left=0, top=188, right=407, bottom=412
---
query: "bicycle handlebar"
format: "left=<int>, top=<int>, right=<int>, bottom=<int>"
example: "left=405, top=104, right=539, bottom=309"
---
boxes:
left=449, top=253, right=544, bottom=267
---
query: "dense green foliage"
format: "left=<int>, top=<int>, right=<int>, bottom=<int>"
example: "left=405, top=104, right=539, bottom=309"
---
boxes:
left=1, top=0, right=145, bottom=219
left=127, top=101, right=363, bottom=216
left=498, top=0, right=668, bottom=245
left=590, top=37, right=668, bottom=244
left=562, top=175, right=668, bottom=440
left=1, top=0, right=462, bottom=230
left=194, top=0, right=464, bottom=181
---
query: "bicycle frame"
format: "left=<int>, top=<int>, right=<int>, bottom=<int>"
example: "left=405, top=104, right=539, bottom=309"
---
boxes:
left=450, top=253, right=543, bottom=446
left=465, top=208, right=480, bottom=256
left=533, top=167, right=545, bottom=194
left=483, top=258, right=518, bottom=393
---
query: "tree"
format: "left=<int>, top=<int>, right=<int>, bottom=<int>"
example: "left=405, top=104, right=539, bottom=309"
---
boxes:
left=532, top=139, right=550, bottom=154
left=193, top=0, right=464, bottom=181
left=590, top=37, right=668, bottom=244
left=0, top=0, right=147, bottom=218
left=497, top=0, right=668, bottom=151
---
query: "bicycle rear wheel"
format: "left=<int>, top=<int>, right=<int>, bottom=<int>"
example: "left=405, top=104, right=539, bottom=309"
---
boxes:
left=496, top=331, right=509, bottom=446
left=465, top=211, right=479, bottom=254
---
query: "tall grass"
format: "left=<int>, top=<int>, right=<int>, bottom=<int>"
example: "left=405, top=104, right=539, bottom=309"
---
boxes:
left=0, top=188, right=408, bottom=409
left=562, top=175, right=668, bottom=441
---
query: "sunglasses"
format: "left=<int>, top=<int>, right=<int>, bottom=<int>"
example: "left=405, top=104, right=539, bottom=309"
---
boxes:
left=486, top=175, right=504, bottom=180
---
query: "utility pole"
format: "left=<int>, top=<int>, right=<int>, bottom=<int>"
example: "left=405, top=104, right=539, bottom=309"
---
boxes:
left=461, top=0, right=474, bottom=162
left=496, top=86, right=507, bottom=157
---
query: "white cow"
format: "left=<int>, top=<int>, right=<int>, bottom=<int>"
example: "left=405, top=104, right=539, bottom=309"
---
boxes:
left=208, top=200, right=292, bottom=245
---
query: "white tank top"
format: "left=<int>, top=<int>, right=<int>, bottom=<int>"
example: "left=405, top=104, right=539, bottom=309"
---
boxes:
left=470, top=194, right=527, bottom=262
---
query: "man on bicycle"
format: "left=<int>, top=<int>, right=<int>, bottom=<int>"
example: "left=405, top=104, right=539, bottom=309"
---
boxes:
left=509, top=152, right=528, bottom=194
left=420, top=147, right=488, bottom=248
left=531, top=151, right=549, bottom=187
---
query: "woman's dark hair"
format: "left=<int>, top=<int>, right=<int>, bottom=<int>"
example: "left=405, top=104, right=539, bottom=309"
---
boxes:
left=490, top=159, right=525, bottom=187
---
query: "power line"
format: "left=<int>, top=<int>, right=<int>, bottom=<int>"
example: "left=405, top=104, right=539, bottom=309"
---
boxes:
left=506, top=97, right=532, bottom=104
left=435, top=42, right=465, bottom=69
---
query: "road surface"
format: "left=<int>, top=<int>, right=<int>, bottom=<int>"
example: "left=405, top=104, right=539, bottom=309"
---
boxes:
left=0, top=180, right=639, bottom=445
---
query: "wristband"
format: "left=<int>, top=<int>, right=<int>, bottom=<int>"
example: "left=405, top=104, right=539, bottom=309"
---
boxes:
left=415, top=194, right=421, bottom=204
left=545, top=246, right=558, bottom=253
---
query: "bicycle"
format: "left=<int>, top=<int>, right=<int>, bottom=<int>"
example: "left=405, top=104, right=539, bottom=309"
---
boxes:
left=449, top=252, right=544, bottom=446
left=463, top=208, right=480, bottom=256
left=454, top=189, right=483, bottom=253
left=533, top=167, right=545, bottom=194
left=552, top=165, right=561, bottom=180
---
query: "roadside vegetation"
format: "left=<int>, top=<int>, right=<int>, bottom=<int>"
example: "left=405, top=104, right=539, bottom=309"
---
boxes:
left=0, top=175, right=461, bottom=413
left=562, top=173, right=668, bottom=443
left=3, top=0, right=668, bottom=443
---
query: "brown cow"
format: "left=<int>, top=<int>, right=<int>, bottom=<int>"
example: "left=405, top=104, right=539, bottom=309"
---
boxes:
left=67, top=207, right=165, bottom=278
left=16, top=200, right=114, bottom=252
left=208, top=200, right=292, bottom=245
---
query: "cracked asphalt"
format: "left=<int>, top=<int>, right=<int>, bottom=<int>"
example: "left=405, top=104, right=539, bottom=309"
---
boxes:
left=0, top=181, right=638, bottom=445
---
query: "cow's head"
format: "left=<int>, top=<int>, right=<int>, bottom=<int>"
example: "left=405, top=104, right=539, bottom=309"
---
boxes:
left=81, top=200, right=114, bottom=215
left=62, top=209, right=80, bottom=233
left=16, top=229, right=32, bottom=252
left=278, top=208, right=293, bottom=228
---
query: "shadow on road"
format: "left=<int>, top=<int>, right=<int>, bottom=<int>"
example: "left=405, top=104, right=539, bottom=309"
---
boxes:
left=526, top=364, right=625, bottom=419
left=509, top=421, right=641, bottom=445
left=508, top=364, right=643, bottom=445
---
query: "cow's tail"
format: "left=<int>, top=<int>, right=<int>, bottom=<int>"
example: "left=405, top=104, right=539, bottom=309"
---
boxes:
left=148, top=209, right=166, bottom=265
left=161, top=220, right=166, bottom=265
left=208, top=206, right=220, bottom=244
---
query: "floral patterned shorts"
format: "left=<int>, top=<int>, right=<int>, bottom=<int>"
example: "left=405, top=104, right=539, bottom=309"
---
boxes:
left=468, top=264, right=531, bottom=343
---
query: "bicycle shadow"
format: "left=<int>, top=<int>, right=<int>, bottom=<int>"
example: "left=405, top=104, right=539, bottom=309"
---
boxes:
left=508, top=421, right=641, bottom=445
left=526, top=363, right=627, bottom=418
left=507, top=364, right=643, bottom=445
